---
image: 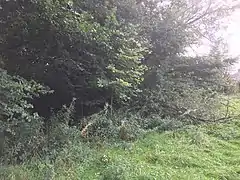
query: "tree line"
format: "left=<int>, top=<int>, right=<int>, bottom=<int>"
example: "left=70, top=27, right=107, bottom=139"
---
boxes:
left=0, top=0, right=239, bottom=164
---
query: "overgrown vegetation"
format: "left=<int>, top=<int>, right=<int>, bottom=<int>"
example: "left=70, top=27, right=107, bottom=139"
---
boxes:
left=1, top=0, right=240, bottom=179
left=1, top=118, right=240, bottom=179
left=0, top=69, right=51, bottom=164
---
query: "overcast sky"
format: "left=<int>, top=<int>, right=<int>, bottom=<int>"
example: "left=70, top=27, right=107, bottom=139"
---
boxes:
left=219, top=8, right=240, bottom=73
left=227, top=10, right=240, bottom=56
left=186, top=6, right=240, bottom=73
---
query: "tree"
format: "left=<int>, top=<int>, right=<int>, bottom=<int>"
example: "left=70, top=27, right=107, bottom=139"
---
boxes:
left=127, top=0, right=239, bottom=121
left=0, top=0, right=149, bottom=119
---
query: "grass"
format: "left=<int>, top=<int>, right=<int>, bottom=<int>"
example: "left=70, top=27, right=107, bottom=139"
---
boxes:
left=1, top=119, right=240, bottom=180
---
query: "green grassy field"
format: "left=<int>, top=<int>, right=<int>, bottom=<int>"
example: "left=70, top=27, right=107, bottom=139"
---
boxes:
left=1, top=119, right=240, bottom=180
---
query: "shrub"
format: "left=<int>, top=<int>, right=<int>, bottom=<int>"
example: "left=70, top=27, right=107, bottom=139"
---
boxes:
left=42, top=99, right=82, bottom=161
left=0, top=68, right=51, bottom=164
left=79, top=107, right=147, bottom=142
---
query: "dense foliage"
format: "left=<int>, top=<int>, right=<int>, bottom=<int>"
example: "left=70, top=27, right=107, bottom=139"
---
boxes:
left=0, top=0, right=239, bottom=165
left=0, top=68, right=50, bottom=163
left=0, top=0, right=149, bottom=118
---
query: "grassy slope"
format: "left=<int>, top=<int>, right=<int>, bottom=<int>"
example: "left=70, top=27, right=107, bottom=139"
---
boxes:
left=1, top=120, right=240, bottom=180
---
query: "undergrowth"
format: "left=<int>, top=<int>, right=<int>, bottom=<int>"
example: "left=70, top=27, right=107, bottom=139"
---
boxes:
left=1, top=119, right=240, bottom=180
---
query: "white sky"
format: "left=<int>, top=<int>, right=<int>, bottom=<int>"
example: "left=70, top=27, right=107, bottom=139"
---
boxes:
left=186, top=1, right=240, bottom=73
left=226, top=10, right=240, bottom=57
left=218, top=9, right=240, bottom=73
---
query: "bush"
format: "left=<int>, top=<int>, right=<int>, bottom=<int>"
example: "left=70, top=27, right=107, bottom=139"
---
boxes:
left=133, top=82, right=224, bottom=124
left=0, top=69, right=51, bottom=164
left=41, top=99, right=83, bottom=161
left=80, top=107, right=147, bottom=142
